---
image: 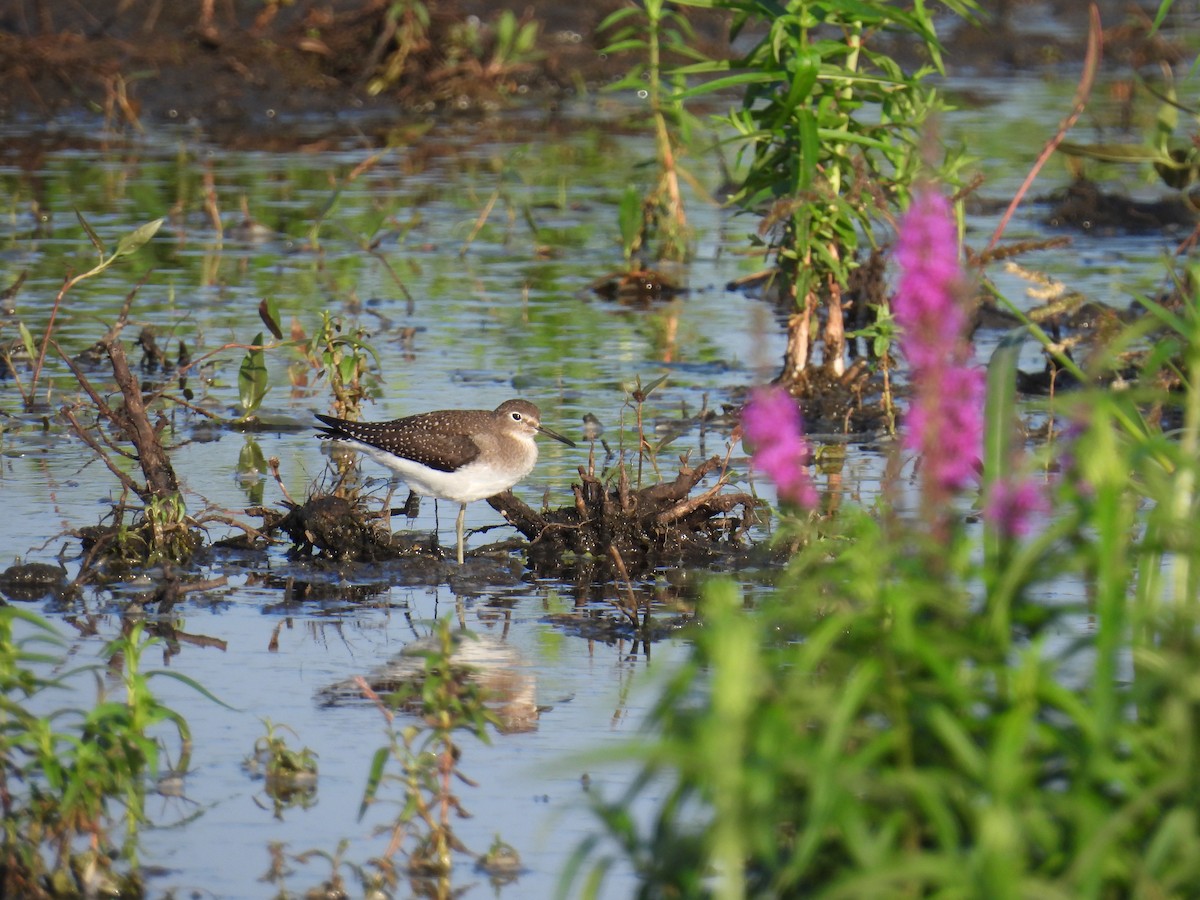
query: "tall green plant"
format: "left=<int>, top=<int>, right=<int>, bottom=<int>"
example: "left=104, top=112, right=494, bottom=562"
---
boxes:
left=600, top=0, right=704, bottom=263
left=678, top=0, right=976, bottom=384
left=13, top=213, right=163, bottom=408
left=300, top=310, right=382, bottom=420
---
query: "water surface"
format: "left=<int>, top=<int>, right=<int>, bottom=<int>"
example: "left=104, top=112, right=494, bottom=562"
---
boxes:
left=0, top=72, right=1181, bottom=896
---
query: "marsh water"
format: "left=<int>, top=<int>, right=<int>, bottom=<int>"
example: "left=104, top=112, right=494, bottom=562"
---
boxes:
left=0, top=72, right=1187, bottom=897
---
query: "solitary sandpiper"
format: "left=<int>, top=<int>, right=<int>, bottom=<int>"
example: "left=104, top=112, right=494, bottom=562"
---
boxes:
left=314, top=399, right=575, bottom=563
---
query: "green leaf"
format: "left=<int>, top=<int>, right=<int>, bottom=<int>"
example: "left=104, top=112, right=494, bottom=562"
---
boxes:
left=597, top=6, right=642, bottom=35
left=17, top=320, right=37, bottom=364
left=618, top=185, right=643, bottom=262
left=773, top=47, right=820, bottom=128
left=359, top=746, right=391, bottom=820
left=1136, top=292, right=1190, bottom=338
left=1153, top=80, right=1179, bottom=156
left=74, top=208, right=106, bottom=255
left=601, top=38, right=649, bottom=56
left=798, top=107, right=820, bottom=188
left=981, top=328, right=1024, bottom=570
left=983, top=329, right=1024, bottom=492
left=113, top=217, right=165, bottom=259
left=147, top=669, right=238, bottom=711
left=238, top=332, right=269, bottom=417
left=927, top=703, right=985, bottom=779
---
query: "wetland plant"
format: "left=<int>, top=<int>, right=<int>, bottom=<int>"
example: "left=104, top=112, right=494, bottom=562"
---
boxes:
left=0, top=615, right=207, bottom=898
left=7, top=213, right=162, bottom=410
left=357, top=620, right=500, bottom=891
left=600, top=0, right=702, bottom=263
left=296, top=309, right=382, bottom=422
left=260, top=619, right=508, bottom=897
left=46, top=216, right=206, bottom=569
left=364, top=2, right=542, bottom=103
left=568, top=182, right=1200, bottom=896
left=245, top=719, right=319, bottom=818
left=678, top=0, right=978, bottom=390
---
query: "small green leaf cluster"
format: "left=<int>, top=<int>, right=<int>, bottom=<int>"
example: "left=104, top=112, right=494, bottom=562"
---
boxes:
left=245, top=719, right=319, bottom=818
left=302, top=310, right=382, bottom=421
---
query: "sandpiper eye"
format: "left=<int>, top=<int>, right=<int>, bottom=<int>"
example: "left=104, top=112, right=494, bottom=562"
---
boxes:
left=511, top=412, right=522, bottom=422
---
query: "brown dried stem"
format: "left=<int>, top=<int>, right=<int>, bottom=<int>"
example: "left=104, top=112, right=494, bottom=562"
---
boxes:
left=983, top=3, right=1101, bottom=256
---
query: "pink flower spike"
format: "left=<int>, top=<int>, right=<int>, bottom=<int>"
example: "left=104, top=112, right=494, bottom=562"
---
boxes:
left=983, top=476, right=1049, bottom=540
left=893, top=186, right=983, bottom=511
left=741, top=387, right=818, bottom=511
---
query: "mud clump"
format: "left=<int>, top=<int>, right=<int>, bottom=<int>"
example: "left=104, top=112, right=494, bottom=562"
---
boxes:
left=272, top=494, right=416, bottom=562
left=0, top=562, right=69, bottom=603
left=1045, top=179, right=1197, bottom=234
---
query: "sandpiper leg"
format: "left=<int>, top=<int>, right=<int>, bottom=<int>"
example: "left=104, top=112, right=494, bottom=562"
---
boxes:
left=455, top=503, right=467, bottom=564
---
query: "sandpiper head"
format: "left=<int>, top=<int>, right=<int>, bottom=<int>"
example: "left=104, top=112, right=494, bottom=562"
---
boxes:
left=495, top=400, right=575, bottom=448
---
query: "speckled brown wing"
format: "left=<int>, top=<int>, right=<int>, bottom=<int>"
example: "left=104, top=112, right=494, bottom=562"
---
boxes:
left=314, top=413, right=484, bottom=473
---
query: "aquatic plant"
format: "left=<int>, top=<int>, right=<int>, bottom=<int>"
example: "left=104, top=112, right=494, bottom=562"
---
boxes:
left=678, top=0, right=977, bottom=387
left=237, top=331, right=270, bottom=421
left=297, top=310, right=382, bottom=421
left=364, top=0, right=433, bottom=97
left=358, top=621, right=499, bottom=888
left=9, top=213, right=162, bottom=410
left=600, top=0, right=701, bottom=262
left=45, top=216, right=207, bottom=568
left=0, top=614, right=210, bottom=898
left=365, top=2, right=542, bottom=102
left=245, top=719, right=319, bottom=817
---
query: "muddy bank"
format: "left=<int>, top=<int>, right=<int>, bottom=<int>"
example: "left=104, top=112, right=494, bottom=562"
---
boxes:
left=0, top=0, right=1177, bottom=142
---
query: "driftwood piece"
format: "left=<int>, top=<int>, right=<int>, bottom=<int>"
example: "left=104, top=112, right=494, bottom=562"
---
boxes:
left=107, top=336, right=179, bottom=499
left=57, top=332, right=179, bottom=502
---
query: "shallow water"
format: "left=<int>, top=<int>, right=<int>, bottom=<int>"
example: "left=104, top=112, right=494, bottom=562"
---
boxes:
left=0, top=71, right=1181, bottom=896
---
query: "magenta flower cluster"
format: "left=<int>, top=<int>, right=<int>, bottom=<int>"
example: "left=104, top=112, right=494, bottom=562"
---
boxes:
left=983, top=475, right=1050, bottom=540
left=893, top=188, right=984, bottom=504
left=742, top=386, right=819, bottom=510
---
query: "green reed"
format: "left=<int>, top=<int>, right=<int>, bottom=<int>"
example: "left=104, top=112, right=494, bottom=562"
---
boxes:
left=600, top=0, right=702, bottom=263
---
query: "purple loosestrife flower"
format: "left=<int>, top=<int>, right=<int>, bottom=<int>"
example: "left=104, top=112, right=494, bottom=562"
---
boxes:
left=983, top=476, right=1050, bottom=540
left=893, top=188, right=984, bottom=510
left=742, top=386, right=818, bottom=510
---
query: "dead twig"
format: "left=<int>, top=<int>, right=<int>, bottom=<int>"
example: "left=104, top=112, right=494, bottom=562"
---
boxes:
left=60, top=406, right=142, bottom=497
left=983, top=3, right=1101, bottom=256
